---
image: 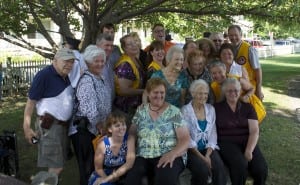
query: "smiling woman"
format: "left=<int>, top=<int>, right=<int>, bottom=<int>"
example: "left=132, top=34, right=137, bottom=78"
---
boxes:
left=124, top=77, right=190, bottom=185
left=114, top=34, right=146, bottom=116
left=68, top=45, right=112, bottom=185
left=214, top=78, right=268, bottom=185
left=151, top=46, right=189, bottom=108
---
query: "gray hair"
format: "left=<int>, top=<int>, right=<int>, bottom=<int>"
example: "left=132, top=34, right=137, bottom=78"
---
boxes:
left=96, top=33, right=114, bottom=45
left=209, top=32, right=224, bottom=40
left=208, top=61, right=226, bottom=72
left=83, top=45, right=106, bottom=64
left=221, top=78, right=241, bottom=99
left=189, top=79, right=209, bottom=94
left=165, top=45, right=184, bottom=64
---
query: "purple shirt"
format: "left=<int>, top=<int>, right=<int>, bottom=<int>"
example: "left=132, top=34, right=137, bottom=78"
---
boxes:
left=114, top=62, right=145, bottom=114
left=214, top=100, right=257, bottom=144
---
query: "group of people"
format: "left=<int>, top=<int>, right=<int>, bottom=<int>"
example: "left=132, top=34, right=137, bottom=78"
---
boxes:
left=23, top=23, right=268, bottom=185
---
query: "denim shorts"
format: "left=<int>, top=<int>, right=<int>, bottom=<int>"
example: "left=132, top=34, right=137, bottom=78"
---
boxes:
left=36, top=119, right=68, bottom=168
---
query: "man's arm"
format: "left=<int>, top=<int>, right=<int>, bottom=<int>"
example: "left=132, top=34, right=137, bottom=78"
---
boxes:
left=23, top=98, right=37, bottom=144
left=254, top=68, right=264, bottom=100
left=249, top=47, right=264, bottom=100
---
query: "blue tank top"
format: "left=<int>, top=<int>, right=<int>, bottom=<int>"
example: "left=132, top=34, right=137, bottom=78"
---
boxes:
left=103, top=134, right=128, bottom=169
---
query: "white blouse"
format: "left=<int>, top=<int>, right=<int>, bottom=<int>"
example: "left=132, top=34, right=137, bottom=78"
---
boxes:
left=181, top=102, right=219, bottom=150
left=229, top=61, right=243, bottom=78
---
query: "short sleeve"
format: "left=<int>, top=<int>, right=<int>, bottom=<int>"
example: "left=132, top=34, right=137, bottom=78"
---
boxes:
left=247, top=103, right=258, bottom=120
left=169, top=106, right=186, bottom=129
left=248, top=47, right=260, bottom=69
left=29, top=70, right=46, bottom=101
left=115, top=62, right=136, bottom=81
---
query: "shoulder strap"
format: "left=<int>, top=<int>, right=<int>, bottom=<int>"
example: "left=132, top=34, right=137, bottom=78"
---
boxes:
left=103, top=136, right=110, bottom=146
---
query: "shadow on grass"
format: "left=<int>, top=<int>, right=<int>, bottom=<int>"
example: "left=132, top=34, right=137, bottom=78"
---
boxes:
left=0, top=96, right=79, bottom=184
left=261, top=54, right=300, bottom=97
left=259, top=111, right=300, bottom=184
left=0, top=89, right=300, bottom=185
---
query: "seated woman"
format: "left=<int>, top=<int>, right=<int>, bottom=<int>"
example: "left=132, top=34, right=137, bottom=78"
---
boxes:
left=147, top=40, right=165, bottom=79
left=88, top=111, right=135, bottom=185
left=182, top=50, right=213, bottom=104
left=69, top=45, right=112, bottom=185
left=114, top=34, right=146, bottom=116
left=219, top=43, right=248, bottom=80
left=209, top=62, right=266, bottom=123
left=214, top=78, right=268, bottom=185
left=151, top=46, right=188, bottom=108
left=181, top=79, right=226, bottom=185
left=124, top=78, right=190, bottom=185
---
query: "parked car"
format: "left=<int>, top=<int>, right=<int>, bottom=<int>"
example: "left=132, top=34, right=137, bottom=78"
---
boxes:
left=275, top=40, right=291, bottom=45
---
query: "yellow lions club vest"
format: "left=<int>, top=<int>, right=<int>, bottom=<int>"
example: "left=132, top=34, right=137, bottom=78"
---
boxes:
left=114, top=54, right=140, bottom=95
left=236, top=41, right=257, bottom=90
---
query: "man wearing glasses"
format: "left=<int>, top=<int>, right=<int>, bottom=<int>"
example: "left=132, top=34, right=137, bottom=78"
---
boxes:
left=144, top=23, right=175, bottom=53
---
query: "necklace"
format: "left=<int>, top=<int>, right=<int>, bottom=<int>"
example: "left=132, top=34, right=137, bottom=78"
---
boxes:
left=149, top=103, right=165, bottom=115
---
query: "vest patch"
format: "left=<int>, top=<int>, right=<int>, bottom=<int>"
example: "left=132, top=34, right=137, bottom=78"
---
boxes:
left=237, top=56, right=246, bottom=65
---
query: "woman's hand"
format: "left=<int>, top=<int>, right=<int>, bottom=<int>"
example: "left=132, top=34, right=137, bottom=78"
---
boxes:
left=157, top=151, right=176, bottom=168
left=95, top=177, right=108, bottom=184
left=204, top=155, right=212, bottom=169
left=244, top=149, right=253, bottom=161
left=240, top=94, right=250, bottom=103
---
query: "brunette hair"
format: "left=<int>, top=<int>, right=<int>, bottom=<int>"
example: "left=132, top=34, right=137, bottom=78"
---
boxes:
left=104, top=110, right=127, bottom=136
left=186, top=50, right=205, bottom=66
left=120, top=34, right=132, bottom=51
left=219, top=43, right=234, bottom=57
left=100, top=23, right=115, bottom=33
left=145, top=77, right=167, bottom=93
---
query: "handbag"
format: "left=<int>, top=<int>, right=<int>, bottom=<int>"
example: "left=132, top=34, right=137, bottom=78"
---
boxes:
left=73, top=116, right=90, bottom=132
left=249, top=94, right=266, bottom=124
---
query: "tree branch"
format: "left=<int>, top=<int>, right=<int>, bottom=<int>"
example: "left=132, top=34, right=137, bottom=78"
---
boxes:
left=26, top=1, right=58, bottom=49
left=2, top=35, right=54, bottom=58
left=38, top=0, right=73, bottom=37
left=97, top=0, right=118, bottom=22
left=113, top=0, right=168, bottom=23
left=68, top=0, right=88, bottom=17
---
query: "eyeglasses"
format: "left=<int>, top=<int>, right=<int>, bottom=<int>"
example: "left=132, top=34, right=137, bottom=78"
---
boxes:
left=226, top=89, right=240, bottom=94
left=213, top=39, right=223, bottom=42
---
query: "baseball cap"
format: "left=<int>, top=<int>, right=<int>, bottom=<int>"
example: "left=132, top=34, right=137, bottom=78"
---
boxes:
left=54, top=48, right=76, bottom=61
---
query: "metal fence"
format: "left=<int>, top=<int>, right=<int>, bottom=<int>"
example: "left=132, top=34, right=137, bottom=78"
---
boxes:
left=0, top=58, right=51, bottom=97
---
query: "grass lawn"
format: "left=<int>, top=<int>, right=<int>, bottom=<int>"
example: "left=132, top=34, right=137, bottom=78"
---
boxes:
left=1, top=54, right=300, bottom=185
